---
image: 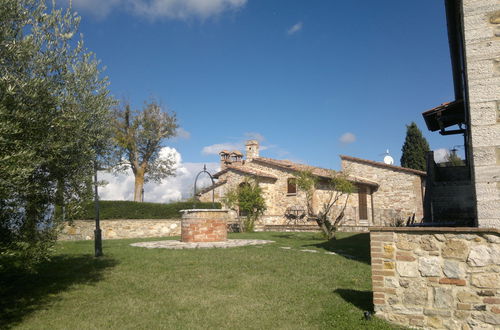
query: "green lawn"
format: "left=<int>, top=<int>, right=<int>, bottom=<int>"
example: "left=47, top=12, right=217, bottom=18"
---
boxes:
left=1, top=232, right=401, bottom=329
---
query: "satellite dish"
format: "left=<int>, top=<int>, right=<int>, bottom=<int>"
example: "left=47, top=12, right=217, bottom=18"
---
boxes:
left=384, top=155, right=394, bottom=165
left=383, top=149, right=394, bottom=165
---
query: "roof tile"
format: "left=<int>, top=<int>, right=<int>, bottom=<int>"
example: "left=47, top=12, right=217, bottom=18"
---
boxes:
left=213, top=164, right=277, bottom=180
left=340, top=155, right=426, bottom=176
left=253, top=157, right=379, bottom=187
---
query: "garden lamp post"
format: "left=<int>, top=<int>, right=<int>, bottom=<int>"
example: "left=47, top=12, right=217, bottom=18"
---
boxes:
left=94, top=160, right=103, bottom=257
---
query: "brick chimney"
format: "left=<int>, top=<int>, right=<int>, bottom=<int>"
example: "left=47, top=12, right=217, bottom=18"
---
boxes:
left=245, top=140, right=259, bottom=161
left=219, top=150, right=230, bottom=169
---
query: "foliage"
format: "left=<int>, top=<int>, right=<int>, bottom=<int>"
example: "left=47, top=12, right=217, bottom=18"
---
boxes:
left=222, top=178, right=266, bottom=232
left=400, top=122, right=430, bottom=171
left=66, top=200, right=221, bottom=220
left=296, top=170, right=355, bottom=240
left=388, top=216, right=406, bottom=227
left=221, top=188, right=239, bottom=213
left=0, top=0, right=114, bottom=269
left=112, top=100, right=178, bottom=202
left=446, top=151, right=465, bottom=166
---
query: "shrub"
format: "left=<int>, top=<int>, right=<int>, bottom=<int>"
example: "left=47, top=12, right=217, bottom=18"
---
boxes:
left=66, top=201, right=221, bottom=220
left=222, top=178, right=266, bottom=232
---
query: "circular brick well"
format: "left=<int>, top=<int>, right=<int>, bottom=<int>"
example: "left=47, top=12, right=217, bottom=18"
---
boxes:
left=180, top=209, right=229, bottom=243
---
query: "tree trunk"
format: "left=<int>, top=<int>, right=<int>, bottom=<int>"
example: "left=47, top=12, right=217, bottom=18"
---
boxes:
left=315, top=216, right=336, bottom=240
left=311, top=189, right=319, bottom=215
left=134, top=169, right=145, bottom=202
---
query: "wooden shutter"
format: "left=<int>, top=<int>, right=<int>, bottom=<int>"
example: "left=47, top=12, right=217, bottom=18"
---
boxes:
left=287, top=178, right=297, bottom=194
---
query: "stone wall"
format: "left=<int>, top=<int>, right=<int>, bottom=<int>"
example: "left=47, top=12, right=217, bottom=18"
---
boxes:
left=463, top=0, right=500, bottom=228
left=200, top=157, right=425, bottom=228
left=341, top=158, right=425, bottom=224
left=199, top=162, right=309, bottom=225
left=59, top=219, right=181, bottom=240
left=201, top=160, right=381, bottom=227
left=370, top=227, right=500, bottom=329
left=239, top=161, right=311, bottom=216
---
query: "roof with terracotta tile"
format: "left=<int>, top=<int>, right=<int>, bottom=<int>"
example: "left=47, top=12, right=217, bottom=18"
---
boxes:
left=340, top=155, right=427, bottom=176
left=196, top=179, right=227, bottom=196
left=219, top=150, right=244, bottom=156
left=253, top=157, right=332, bottom=175
left=253, top=157, right=379, bottom=187
left=421, top=100, right=462, bottom=115
left=213, top=164, right=278, bottom=180
left=421, top=99, right=465, bottom=132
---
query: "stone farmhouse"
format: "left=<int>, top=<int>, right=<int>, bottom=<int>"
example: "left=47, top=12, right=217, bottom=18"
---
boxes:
left=198, top=140, right=426, bottom=231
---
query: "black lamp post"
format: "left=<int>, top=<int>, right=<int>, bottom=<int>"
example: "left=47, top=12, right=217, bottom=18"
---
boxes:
left=94, top=160, right=103, bottom=257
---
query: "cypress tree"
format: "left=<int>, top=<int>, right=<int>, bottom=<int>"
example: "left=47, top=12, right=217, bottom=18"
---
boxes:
left=400, top=122, right=430, bottom=171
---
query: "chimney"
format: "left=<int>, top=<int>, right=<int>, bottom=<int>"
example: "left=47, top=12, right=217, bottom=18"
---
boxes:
left=245, top=140, right=259, bottom=161
left=219, top=150, right=230, bottom=170
left=230, top=151, right=243, bottom=165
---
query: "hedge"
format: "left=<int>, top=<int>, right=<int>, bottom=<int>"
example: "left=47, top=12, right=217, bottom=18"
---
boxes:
left=73, top=200, right=221, bottom=220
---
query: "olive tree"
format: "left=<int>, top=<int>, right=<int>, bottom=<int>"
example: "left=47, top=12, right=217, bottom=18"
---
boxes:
left=112, top=100, right=178, bottom=202
left=0, top=0, right=115, bottom=268
left=296, top=170, right=355, bottom=240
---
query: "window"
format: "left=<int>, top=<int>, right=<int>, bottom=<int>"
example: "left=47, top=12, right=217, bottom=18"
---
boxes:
left=287, top=178, right=297, bottom=195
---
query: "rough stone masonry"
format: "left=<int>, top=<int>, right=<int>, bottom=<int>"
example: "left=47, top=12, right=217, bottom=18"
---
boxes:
left=370, top=228, right=500, bottom=329
left=59, top=219, right=181, bottom=240
left=464, top=0, right=500, bottom=228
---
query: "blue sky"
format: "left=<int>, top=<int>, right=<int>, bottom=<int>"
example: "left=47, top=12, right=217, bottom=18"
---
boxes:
left=67, top=0, right=464, bottom=201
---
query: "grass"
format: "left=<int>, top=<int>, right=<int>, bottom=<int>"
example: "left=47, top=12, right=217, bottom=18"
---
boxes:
left=0, top=232, right=402, bottom=329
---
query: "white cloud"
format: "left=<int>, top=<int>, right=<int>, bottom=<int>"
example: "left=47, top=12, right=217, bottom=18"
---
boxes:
left=98, top=147, right=220, bottom=202
left=70, top=0, right=122, bottom=19
left=71, top=0, right=247, bottom=20
left=339, top=132, right=356, bottom=144
left=433, top=148, right=449, bottom=163
left=202, top=133, right=289, bottom=159
left=244, top=132, right=265, bottom=143
left=243, top=132, right=273, bottom=150
left=98, top=171, right=135, bottom=201
left=202, top=142, right=243, bottom=155
left=287, top=21, right=303, bottom=35
left=175, top=127, right=191, bottom=139
left=275, top=148, right=290, bottom=158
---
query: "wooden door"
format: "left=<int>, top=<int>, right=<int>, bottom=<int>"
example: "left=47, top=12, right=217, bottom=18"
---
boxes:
left=358, top=186, right=368, bottom=220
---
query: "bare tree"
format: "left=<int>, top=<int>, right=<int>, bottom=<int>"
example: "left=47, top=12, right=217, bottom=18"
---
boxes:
left=113, top=100, right=178, bottom=202
left=296, top=170, right=355, bottom=240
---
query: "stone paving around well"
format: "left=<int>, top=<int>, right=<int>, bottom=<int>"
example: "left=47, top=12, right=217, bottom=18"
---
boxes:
left=130, top=239, right=360, bottom=261
left=130, top=239, right=275, bottom=249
